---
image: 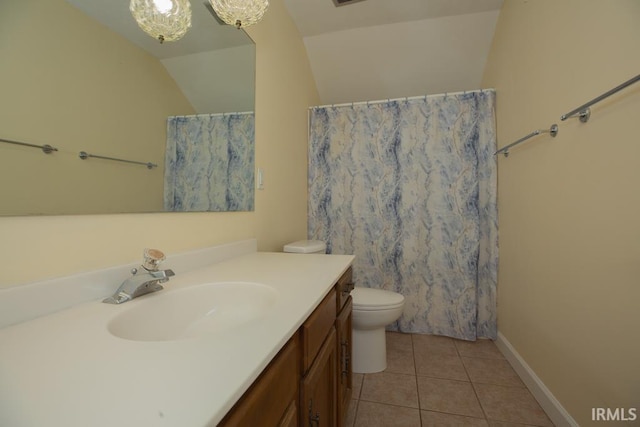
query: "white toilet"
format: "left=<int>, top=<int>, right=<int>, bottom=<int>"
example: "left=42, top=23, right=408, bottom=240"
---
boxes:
left=350, top=287, right=404, bottom=373
left=283, top=240, right=405, bottom=374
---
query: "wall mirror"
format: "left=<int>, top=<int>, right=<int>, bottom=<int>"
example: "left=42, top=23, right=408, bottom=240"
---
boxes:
left=0, top=0, right=255, bottom=216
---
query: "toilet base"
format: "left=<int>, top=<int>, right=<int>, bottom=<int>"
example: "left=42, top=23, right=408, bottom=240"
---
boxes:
left=352, top=327, right=387, bottom=373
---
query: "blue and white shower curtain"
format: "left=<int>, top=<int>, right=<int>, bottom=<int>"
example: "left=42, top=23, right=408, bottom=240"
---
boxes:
left=164, top=112, right=254, bottom=212
left=308, top=90, right=498, bottom=340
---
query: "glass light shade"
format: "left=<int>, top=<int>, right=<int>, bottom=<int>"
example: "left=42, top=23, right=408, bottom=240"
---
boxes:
left=208, top=0, right=269, bottom=29
left=130, top=0, right=192, bottom=43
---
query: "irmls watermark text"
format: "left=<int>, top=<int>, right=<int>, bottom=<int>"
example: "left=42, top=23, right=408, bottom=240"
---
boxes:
left=592, top=408, right=637, bottom=422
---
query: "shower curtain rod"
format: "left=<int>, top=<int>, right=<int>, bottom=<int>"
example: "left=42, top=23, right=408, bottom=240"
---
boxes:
left=310, top=89, right=494, bottom=110
left=168, top=111, right=254, bottom=119
left=494, top=124, right=559, bottom=157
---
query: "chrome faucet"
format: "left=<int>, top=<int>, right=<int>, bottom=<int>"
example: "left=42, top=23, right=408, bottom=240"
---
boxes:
left=103, top=249, right=175, bottom=304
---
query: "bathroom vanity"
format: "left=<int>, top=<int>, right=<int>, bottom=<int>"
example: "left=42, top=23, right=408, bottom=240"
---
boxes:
left=0, top=240, right=354, bottom=427
left=219, top=267, right=353, bottom=426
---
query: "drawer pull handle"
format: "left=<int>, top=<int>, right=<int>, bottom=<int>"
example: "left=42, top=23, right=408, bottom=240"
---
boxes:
left=309, top=399, right=320, bottom=426
left=341, top=282, right=355, bottom=295
left=341, top=340, right=350, bottom=377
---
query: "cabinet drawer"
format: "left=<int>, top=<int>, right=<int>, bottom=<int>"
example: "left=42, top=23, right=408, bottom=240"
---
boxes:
left=336, top=267, right=354, bottom=313
left=302, top=289, right=336, bottom=372
left=301, top=327, right=337, bottom=427
left=219, top=334, right=300, bottom=426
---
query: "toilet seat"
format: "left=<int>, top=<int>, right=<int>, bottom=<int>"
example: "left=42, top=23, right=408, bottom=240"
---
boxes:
left=351, top=287, right=405, bottom=311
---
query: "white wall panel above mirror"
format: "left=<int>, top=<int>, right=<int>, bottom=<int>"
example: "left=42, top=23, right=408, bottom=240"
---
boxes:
left=0, top=0, right=255, bottom=216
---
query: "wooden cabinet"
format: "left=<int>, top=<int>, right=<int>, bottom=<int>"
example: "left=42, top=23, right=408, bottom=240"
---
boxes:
left=300, top=266, right=354, bottom=427
left=302, top=290, right=336, bottom=372
left=335, top=267, right=354, bottom=426
left=336, top=297, right=353, bottom=426
left=279, top=401, right=298, bottom=427
left=219, top=334, right=300, bottom=426
left=301, top=328, right=337, bottom=427
left=220, top=267, right=353, bottom=427
left=335, top=267, right=354, bottom=314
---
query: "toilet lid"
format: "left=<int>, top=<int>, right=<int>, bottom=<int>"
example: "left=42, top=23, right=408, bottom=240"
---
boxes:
left=283, top=240, right=326, bottom=253
left=351, top=287, right=405, bottom=310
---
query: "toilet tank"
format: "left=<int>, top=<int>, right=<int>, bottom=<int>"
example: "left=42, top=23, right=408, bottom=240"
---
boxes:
left=283, top=240, right=326, bottom=254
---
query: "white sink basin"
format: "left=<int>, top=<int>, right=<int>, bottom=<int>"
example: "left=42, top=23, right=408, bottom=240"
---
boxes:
left=107, top=282, right=278, bottom=341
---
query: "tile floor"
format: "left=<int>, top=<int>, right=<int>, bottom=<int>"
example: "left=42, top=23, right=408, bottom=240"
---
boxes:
left=345, top=332, right=555, bottom=427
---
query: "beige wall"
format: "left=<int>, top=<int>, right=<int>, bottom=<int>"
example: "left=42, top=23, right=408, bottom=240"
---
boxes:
left=0, top=0, right=195, bottom=215
left=246, top=5, right=320, bottom=253
left=482, top=0, right=640, bottom=424
left=0, top=0, right=319, bottom=286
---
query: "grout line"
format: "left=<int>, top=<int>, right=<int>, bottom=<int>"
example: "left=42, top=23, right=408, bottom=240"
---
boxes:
left=353, top=373, right=363, bottom=399
left=351, top=399, right=359, bottom=427
left=457, top=337, right=491, bottom=423
left=357, top=398, right=420, bottom=411
left=411, top=333, right=424, bottom=425
left=470, top=380, right=490, bottom=422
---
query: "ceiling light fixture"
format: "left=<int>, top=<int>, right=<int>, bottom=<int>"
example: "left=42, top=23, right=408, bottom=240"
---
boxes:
left=130, top=0, right=192, bottom=44
left=208, top=0, right=269, bottom=29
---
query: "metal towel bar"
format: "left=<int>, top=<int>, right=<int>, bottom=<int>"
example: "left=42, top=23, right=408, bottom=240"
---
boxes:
left=0, top=137, right=58, bottom=154
left=561, top=73, right=640, bottom=122
left=79, top=151, right=157, bottom=169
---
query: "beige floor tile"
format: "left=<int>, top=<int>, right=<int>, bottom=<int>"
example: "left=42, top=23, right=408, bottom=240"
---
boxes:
left=421, top=410, right=489, bottom=426
left=489, top=421, right=544, bottom=427
left=350, top=333, right=556, bottom=427
left=412, top=334, right=458, bottom=355
left=417, top=377, right=484, bottom=418
left=361, top=372, right=419, bottom=408
left=474, top=383, right=554, bottom=426
left=455, top=339, right=505, bottom=359
left=462, top=357, right=524, bottom=387
left=352, top=373, right=364, bottom=399
left=386, top=343, right=416, bottom=375
left=344, top=399, right=358, bottom=427
left=387, top=331, right=414, bottom=351
left=355, top=401, right=421, bottom=427
left=415, top=351, right=469, bottom=381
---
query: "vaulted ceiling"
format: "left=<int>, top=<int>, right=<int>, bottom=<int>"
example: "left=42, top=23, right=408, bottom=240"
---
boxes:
left=283, top=0, right=503, bottom=105
left=66, top=0, right=503, bottom=109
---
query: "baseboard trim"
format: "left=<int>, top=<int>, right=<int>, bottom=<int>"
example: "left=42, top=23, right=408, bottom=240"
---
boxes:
left=496, top=332, right=579, bottom=427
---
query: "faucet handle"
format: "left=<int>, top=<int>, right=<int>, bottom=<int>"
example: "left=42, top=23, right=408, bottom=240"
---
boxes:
left=143, top=248, right=166, bottom=271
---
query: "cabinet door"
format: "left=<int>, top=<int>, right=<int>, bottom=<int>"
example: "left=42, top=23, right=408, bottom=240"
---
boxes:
left=219, top=334, right=300, bottom=427
left=336, top=297, right=353, bottom=427
left=278, top=401, right=298, bottom=427
left=301, top=328, right=337, bottom=427
left=302, top=289, right=336, bottom=372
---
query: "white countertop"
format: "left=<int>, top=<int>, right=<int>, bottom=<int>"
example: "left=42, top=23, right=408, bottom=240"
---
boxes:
left=0, top=251, right=354, bottom=427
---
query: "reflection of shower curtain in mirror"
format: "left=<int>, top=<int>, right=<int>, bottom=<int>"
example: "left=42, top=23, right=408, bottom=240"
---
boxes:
left=308, top=90, right=498, bottom=340
left=164, top=113, right=254, bottom=212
